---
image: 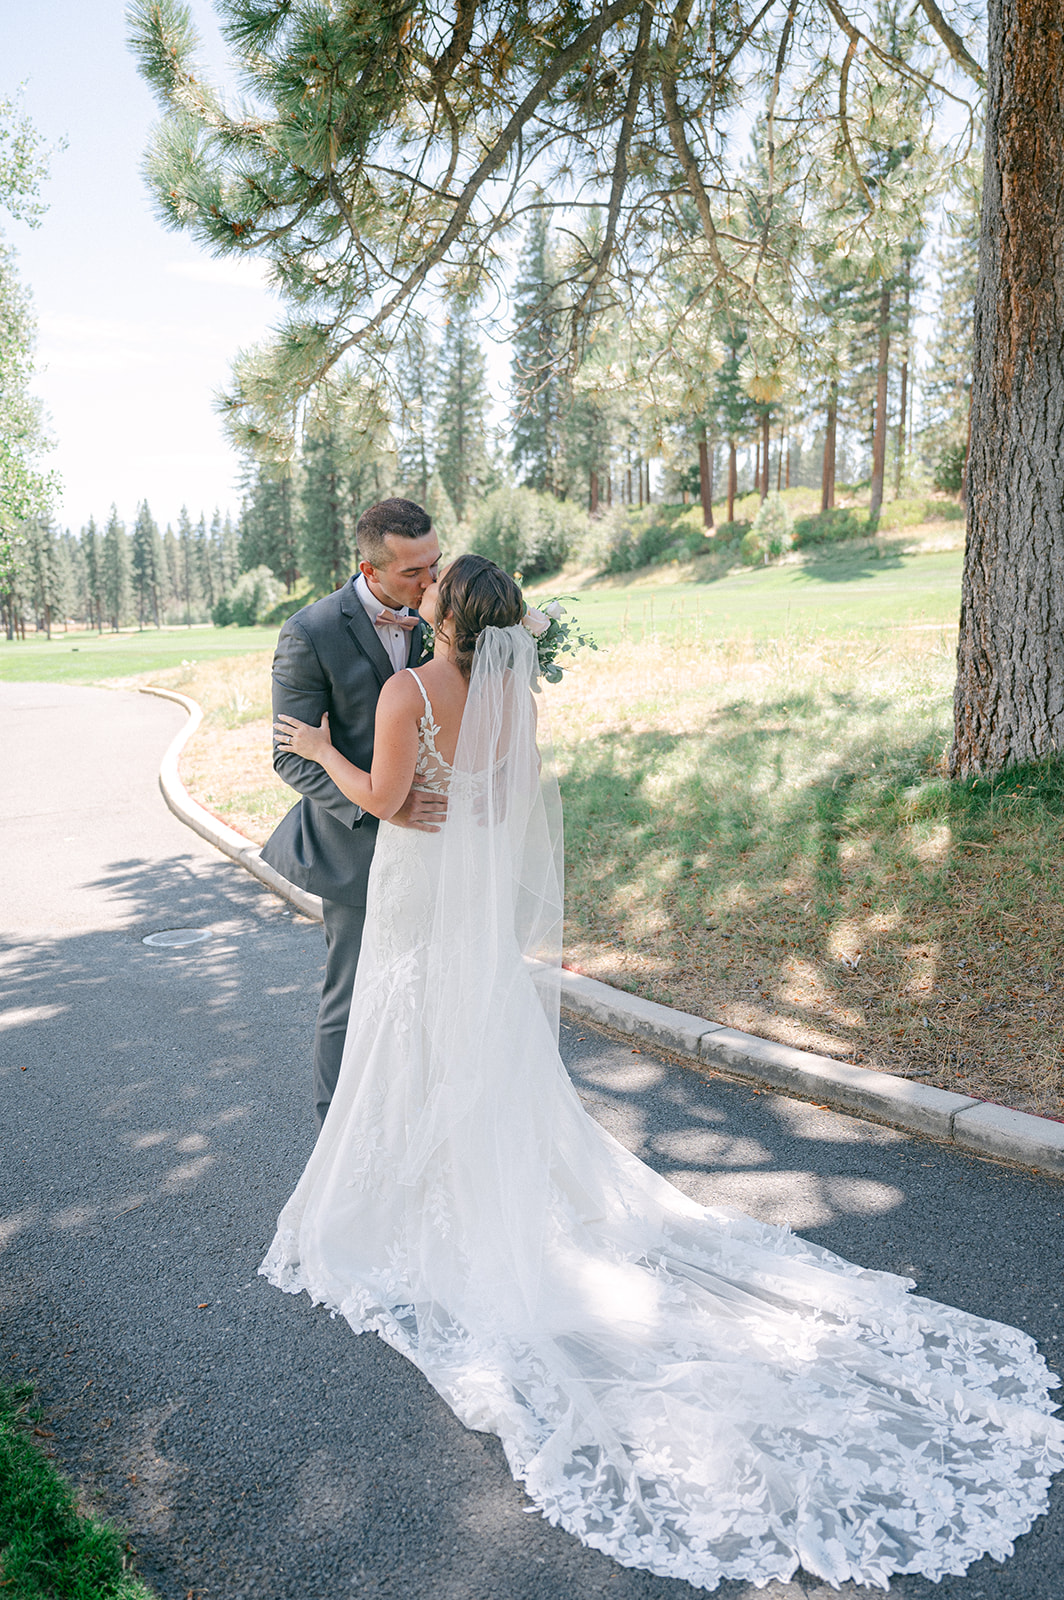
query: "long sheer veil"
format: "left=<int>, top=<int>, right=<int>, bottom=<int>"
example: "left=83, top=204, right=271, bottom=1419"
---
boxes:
left=396, top=623, right=565, bottom=1236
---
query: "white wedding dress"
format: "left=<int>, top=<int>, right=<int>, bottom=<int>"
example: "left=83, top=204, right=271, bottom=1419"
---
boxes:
left=262, top=628, right=1064, bottom=1593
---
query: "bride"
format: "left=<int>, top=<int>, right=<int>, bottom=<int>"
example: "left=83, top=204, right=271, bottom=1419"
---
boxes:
left=264, top=553, right=1063, bottom=1593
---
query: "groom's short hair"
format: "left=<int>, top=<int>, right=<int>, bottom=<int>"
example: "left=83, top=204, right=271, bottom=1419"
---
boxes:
left=356, top=498, right=432, bottom=569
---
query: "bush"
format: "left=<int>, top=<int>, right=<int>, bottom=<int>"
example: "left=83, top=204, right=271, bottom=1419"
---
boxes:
left=262, top=583, right=315, bottom=626
left=213, top=565, right=283, bottom=627
left=933, top=440, right=968, bottom=493
left=791, top=506, right=866, bottom=548
left=741, top=493, right=794, bottom=563
left=713, top=519, right=750, bottom=545
left=602, top=506, right=701, bottom=573
left=470, top=487, right=584, bottom=578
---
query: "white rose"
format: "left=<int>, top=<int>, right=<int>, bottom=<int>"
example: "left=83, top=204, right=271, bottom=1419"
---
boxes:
left=542, top=599, right=566, bottom=620
left=522, top=606, right=551, bottom=638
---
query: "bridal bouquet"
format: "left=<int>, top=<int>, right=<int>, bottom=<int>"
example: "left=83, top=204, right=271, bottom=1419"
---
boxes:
left=521, top=597, right=597, bottom=684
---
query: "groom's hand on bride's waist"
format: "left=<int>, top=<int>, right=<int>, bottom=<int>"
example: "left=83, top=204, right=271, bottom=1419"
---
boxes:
left=390, top=788, right=447, bottom=832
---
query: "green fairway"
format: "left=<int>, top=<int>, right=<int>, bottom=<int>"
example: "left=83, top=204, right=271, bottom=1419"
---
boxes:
left=0, top=543, right=963, bottom=685
left=555, top=543, right=963, bottom=645
left=0, top=623, right=282, bottom=684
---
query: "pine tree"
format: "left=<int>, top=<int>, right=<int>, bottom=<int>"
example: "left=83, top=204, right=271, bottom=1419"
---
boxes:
left=436, top=306, right=488, bottom=523
left=101, top=505, right=129, bottom=632
left=176, top=505, right=198, bottom=625
left=712, top=329, right=756, bottom=524
left=395, top=329, right=437, bottom=506
left=193, top=513, right=217, bottom=610
left=510, top=208, right=564, bottom=493
left=299, top=416, right=353, bottom=593
left=922, top=149, right=980, bottom=491
left=24, top=517, right=61, bottom=635
left=131, top=500, right=164, bottom=627
left=82, top=516, right=104, bottom=631
left=54, top=530, right=77, bottom=628
left=239, top=465, right=299, bottom=591
left=218, top=509, right=240, bottom=590
left=161, top=525, right=181, bottom=620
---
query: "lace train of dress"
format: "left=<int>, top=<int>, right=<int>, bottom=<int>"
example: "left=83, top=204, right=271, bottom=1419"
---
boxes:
left=262, top=654, right=1064, bottom=1593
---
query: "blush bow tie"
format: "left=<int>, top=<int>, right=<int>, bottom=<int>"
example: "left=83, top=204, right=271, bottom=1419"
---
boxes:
left=375, top=607, right=419, bottom=631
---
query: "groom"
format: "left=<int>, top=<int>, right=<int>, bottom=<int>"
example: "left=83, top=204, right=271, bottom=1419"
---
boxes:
left=261, top=498, right=443, bottom=1127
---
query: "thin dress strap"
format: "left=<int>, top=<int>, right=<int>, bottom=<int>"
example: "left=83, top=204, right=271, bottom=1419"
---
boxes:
left=407, top=667, right=432, bottom=719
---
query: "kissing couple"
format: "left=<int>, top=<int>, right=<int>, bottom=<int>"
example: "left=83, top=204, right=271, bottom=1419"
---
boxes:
left=257, top=497, right=1063, bottom=1592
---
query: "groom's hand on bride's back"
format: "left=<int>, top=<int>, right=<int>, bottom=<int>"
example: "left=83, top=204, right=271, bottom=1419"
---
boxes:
left=391, top=788, right=447, bottom=832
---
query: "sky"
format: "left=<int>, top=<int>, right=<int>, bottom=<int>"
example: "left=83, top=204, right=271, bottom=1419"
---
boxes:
left=2, top=1, right=287, bottom=534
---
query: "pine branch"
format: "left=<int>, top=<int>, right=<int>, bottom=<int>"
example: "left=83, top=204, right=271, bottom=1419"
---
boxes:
left=568, top=0, right=656, bottom=342
left=915, top=0, right=985, bottom=87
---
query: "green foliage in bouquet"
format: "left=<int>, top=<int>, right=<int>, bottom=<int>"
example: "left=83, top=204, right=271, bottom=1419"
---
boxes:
left=520, top=598, right=597, bottom=685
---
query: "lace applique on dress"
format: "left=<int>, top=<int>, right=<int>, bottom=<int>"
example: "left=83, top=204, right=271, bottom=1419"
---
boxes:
left=407, top=668, right=453, bottom=795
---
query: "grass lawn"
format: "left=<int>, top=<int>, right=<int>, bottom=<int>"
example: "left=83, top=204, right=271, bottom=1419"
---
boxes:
left=0, top=1381, right=154, bottom=1599
left=18, top=538, right=1064, bottom=1119
left=0, top=623, right=281, bottom=684
left=534, top=539, right=965, bottom=645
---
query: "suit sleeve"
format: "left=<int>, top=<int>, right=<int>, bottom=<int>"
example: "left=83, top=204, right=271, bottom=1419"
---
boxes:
left=271, top=618, right=364, bottom=830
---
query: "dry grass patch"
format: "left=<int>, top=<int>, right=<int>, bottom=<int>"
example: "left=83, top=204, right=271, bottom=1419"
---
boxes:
left=550, top=632, right=1064, bottom=1119
left=139, top=652, right=291, bottom=844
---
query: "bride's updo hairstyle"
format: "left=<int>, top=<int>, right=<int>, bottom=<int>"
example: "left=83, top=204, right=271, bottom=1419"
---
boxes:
left=435, top=554, right=523, bottom=679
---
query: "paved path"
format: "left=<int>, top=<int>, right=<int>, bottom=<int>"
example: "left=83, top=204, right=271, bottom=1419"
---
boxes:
left=1, top=680, right=1061, bottom=1600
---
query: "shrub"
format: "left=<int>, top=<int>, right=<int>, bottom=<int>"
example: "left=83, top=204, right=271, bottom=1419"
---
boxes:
left=791, top=506, right=866, bottom=548
left=933, top=439, right=968, bottom=493
left=470, top=487, right=583, bottom=578
left=602, top=506, right=699, bottom=573
left=713, top=519, right=750, bottom=545
left=261, top=584, right=315, bottom=626
left=741, top=493, right=794, bottom=563
left=213, top=565, right=283, bottom=627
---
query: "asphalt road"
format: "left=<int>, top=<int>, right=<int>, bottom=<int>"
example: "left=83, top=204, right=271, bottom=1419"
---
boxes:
left=1, top=679, right=1062, bottom=1600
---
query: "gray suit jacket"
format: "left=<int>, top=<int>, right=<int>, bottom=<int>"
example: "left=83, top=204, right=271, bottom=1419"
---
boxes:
left=260, top=577, right=426, bottom=907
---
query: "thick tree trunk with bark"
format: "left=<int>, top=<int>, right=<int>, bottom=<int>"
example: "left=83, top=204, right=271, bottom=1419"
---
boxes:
left=868, top=285, right=891, bottom=529
left=697, top=423, right=714, bottom=528
left=759, top=412, right=770, bottom=501
left=727, top=441, right=737, bottom=523
left=951, top=0, right=1064, bottom=776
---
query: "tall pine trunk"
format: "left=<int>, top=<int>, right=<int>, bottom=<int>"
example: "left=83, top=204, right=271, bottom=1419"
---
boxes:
left=868, top=285, right=891, bottom=529
left=759, top=412, right=770, bottom=501
left=821, top=387, right=837, bottom=511
left=952, top=0, right=1064, bottom=775
left=894, top=275, right=911, bottom=497
left=697, top=422, right=714, bottom=529
left=727, top=441, right=737, bottom=523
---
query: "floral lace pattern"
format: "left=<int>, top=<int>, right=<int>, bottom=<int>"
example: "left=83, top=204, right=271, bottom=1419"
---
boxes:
left=407, top=668, right=452, bottom=795
left=261, top=683, right=1064, bottom=1593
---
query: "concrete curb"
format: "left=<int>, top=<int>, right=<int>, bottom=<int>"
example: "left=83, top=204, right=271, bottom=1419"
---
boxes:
left=141, top=686, right=325, bottom=923
left=145, top=686, right=1064, bottom=1179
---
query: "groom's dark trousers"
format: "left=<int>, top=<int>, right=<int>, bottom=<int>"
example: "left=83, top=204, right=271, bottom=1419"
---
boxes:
left=260, top=577, right=425, bottom=1128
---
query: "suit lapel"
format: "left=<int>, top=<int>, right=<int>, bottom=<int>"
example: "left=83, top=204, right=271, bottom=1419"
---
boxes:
left=340, top=582, right=393, bottom=687
left=406, top=618, right=427, bottom=668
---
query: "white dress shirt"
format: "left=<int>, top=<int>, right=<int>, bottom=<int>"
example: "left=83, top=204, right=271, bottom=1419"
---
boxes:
left=354, top=571, right=416, bottom=674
